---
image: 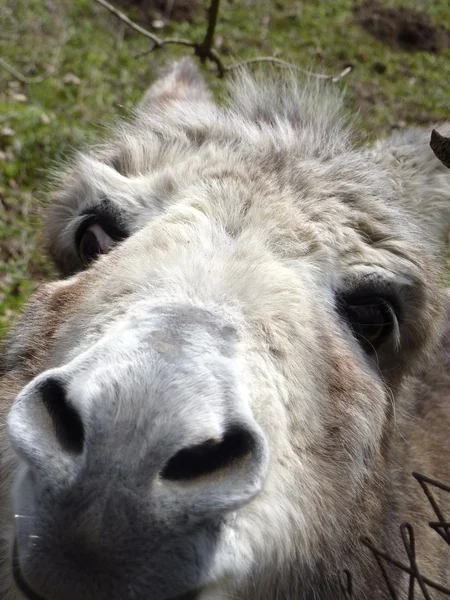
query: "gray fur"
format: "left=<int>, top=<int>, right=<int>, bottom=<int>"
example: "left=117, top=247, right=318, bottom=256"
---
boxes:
left=1, top=58, right=450, bottom=600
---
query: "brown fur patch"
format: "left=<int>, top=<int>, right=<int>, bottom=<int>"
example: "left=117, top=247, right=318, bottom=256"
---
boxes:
left=2, top=275, right=87, bottom=379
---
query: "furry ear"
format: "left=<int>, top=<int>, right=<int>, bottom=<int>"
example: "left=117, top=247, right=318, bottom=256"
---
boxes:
left=139, top=57, right=214, bottom=111
left=373, top=126, right=450, bottom=257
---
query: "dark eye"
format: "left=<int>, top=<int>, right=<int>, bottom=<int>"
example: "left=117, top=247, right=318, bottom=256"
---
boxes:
left=77, top=223, right=115, bottom=264
left=338, top=295, right=398, bottom=353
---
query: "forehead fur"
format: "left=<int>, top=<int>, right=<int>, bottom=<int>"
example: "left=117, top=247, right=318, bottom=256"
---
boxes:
left=45, top=58, right=446, bottom=280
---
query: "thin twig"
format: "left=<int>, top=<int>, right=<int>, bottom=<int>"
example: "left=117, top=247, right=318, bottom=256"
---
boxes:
left=92, top=0, right=349, bottom=81
left=93, top=0, right=193, bottom=49
left=226, top=57, right=352, bottom=81
left=93, top=0, right=162, bottom=46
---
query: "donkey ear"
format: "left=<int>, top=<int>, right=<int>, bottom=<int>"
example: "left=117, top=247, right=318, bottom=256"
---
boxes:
left=139, top=57, right=214, bottom=111
left=372, top=126, right=450, bottom=256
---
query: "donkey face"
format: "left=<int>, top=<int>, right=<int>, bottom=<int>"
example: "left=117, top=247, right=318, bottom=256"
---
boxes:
left=2, top=60, right=449, bottom=600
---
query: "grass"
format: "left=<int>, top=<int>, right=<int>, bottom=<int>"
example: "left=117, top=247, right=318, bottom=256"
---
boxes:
left=1, top=0, right=450, bottom=338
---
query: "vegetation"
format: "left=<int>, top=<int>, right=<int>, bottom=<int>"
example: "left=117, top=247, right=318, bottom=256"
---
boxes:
left=1, top=0, right=450, bottom=337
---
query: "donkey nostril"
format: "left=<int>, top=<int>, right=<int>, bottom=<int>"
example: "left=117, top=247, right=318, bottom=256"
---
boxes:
left=161, top=426, right=254, bottom=482
left=39, top=378, right=84, bottom=455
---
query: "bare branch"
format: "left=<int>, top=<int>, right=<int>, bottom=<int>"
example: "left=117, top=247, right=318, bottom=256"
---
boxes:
left=226, top=57, right=352, bottom=81
left=197, top=0, right=221, bottom=60
left=92, top=0, right=228, bottom=74
left=93, top=0, right=161, bottom=47
left=1, top=0, right=352, bottom=87
left=93, top=0, right=193, bottom=49
left=198, top=47, right=226, bottom=78
left=92, top=0, right=348, bottom=81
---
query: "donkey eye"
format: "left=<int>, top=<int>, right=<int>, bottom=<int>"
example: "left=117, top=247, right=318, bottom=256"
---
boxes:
left=338, top=295, right=398, bottom=353
left=77, top=223, right=115, bottom=264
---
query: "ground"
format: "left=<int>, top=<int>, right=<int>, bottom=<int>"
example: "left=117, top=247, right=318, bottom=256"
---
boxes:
left=1, top=0, right=450, bottom=338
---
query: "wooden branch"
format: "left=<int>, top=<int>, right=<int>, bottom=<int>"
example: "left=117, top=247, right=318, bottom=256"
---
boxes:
left=92, top=0, right=349, bottom=81
left=93, top=0, right=193, bottom=49
left=93, top=0, right=227, bottom=75
left=226, top=57, right=352, bottom=81
left=1, top=0, right=353, bottom=85
left=197, top=0, right=221, bottom=60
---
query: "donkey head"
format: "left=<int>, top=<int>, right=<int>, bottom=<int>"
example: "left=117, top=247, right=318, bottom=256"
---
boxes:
left=2, top=59, right=450, bottom=600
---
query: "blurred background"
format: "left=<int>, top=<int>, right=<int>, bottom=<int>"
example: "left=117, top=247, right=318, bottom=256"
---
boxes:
left=1, top=0, right=449, bottom=338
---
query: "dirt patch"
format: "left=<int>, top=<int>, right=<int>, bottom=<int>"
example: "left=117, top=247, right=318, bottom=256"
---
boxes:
left=355, top=1, right=450, bottom=52
left=115, top=0, right=199, bottom=26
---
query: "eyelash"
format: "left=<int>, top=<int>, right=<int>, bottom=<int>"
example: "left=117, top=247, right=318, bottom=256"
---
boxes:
left=75, top=213, right=127, bottom=265
left=75, top=214, right=126, bottom=247
left=336, top=285, right=402, bottom=353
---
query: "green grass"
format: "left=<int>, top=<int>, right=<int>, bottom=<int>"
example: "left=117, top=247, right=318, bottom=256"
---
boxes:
left=1, top=0, right=450, bottom=337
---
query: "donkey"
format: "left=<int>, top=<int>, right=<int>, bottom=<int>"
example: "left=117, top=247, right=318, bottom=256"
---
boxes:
left=1, top=58, right=450, bottom=600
